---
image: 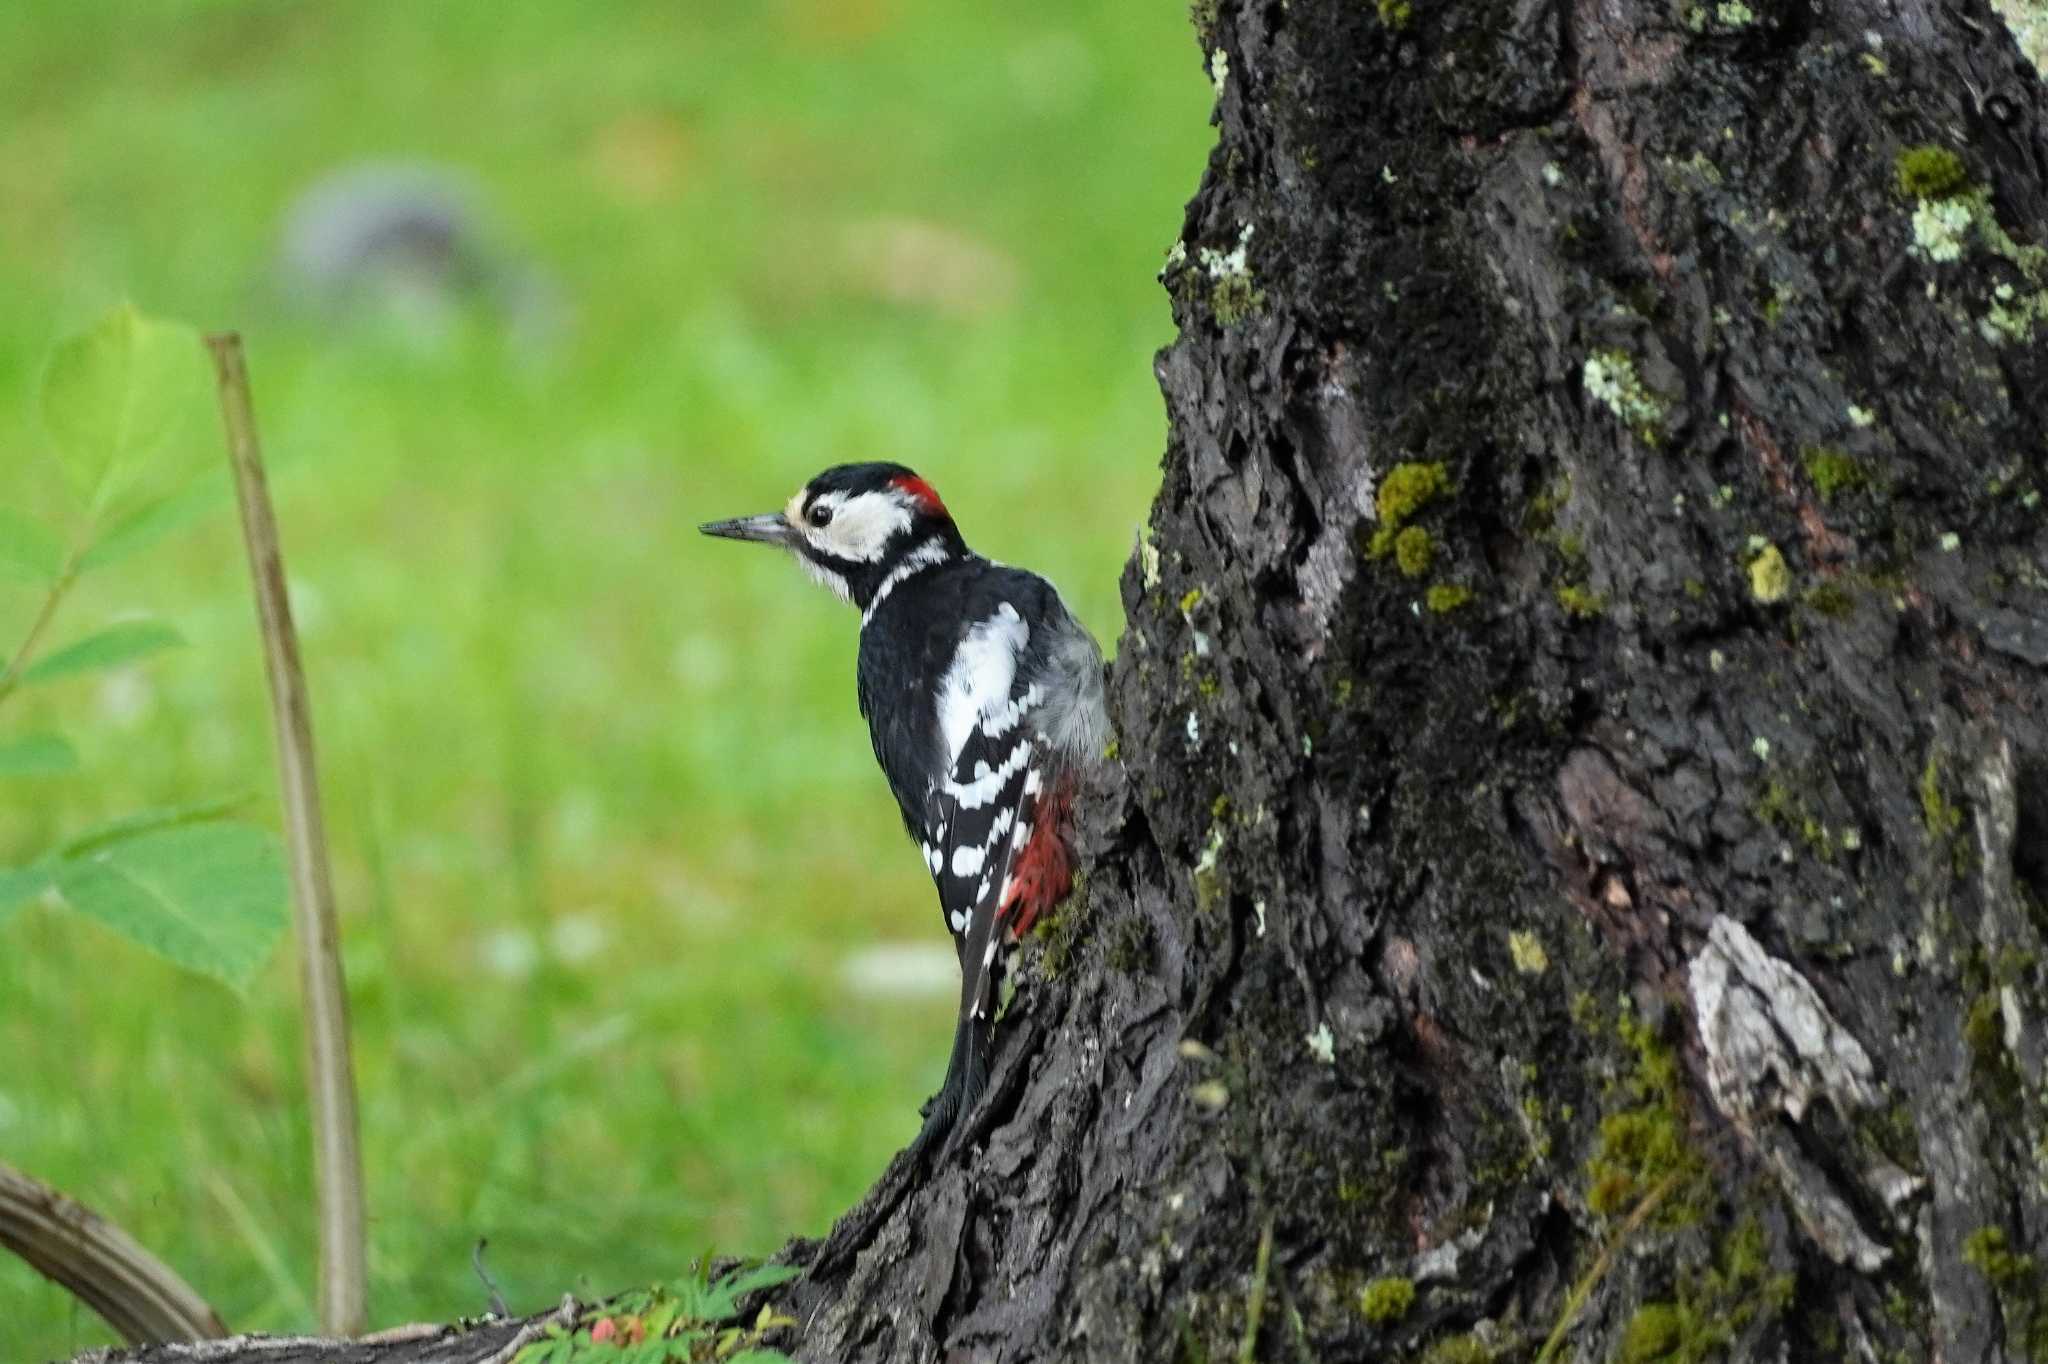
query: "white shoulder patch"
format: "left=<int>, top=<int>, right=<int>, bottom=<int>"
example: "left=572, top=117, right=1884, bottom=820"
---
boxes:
left=936, top=603, right=1029, bottom=764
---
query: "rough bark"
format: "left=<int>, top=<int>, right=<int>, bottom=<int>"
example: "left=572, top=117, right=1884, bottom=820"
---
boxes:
left=84, top=0, right=2048, bottom=1359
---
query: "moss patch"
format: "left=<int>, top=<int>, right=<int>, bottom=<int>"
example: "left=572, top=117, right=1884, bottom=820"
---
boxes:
left=1753, top=779, right=1842, bottom=860
left=1420, top=1336, right=1494, bottom=1364
left=1804, top=581, right=1854, bottom=618
left=1895, top=145, right=1971, bottom=200
left=1556, top=584, right=1605, bottom=618
left=1359, top=1276, right=1415, bottom=1325
left=1367, top=461, right=1451, bottom=558
left=1394, top=525, right=1435, bottom=577
left=1962, top=1226, right=2048, bottom=1359
left=1801, top=446, right=1868, bottom=500
left=1426, top=583, right=1473, bottom=613
left=1586, top=1012, right=1710, bottom=1225
left=1616, top=1216, right=1795, bottom=1363
left=1920, top=753, right=1964, bottom=838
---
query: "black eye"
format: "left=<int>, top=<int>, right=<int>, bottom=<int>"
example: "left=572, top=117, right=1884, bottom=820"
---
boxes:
left=806, top=503, right=834, bottom=528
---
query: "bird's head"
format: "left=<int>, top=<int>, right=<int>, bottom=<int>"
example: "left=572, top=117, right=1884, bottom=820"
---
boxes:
left=700, top=462, right=966, bottom=607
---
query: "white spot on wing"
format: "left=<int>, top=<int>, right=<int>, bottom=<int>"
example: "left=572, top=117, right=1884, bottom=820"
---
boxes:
left=951, top=844, right=987, bottom=878
left=947, top=738, right=1033, bottom=809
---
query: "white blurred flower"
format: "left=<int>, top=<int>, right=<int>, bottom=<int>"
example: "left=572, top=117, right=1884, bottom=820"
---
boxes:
left=481, top=928, right=539, bottom=980
left=549, top=912, right=611, bottom=965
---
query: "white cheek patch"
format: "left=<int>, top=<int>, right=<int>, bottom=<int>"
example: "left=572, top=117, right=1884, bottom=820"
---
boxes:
left=814, top=490, right=915, bottom=563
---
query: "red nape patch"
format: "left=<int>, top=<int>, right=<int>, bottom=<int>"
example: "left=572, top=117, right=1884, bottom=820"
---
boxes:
left=890, top=474, right=948, bottom=517
left=998, top=781, right=1076, bottom=939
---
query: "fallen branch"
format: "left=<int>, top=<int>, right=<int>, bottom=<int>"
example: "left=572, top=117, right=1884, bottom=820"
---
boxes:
left=0, top=1158, right=227, bottom=1345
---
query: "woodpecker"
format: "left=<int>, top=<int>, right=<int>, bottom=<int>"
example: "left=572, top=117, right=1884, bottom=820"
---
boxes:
left=702, top=463, right=1107, bottom=1157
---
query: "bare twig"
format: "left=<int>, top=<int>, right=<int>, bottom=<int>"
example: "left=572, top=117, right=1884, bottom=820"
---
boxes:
left=0, top=1158, right=228, bottom=1345
left=206, top=332, right=367, bottom=1336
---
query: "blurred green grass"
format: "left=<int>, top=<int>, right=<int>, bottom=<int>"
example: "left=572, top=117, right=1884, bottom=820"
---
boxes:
left=0, top=3, right=1208, bottom=1355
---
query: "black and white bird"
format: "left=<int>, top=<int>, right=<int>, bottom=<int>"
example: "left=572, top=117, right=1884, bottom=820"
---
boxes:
left=702, top=463, right=1107, bottom=1156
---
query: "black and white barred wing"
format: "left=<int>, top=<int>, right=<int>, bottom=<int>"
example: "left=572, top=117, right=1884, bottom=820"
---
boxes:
left=916, top=602, right=1048, bottom=1021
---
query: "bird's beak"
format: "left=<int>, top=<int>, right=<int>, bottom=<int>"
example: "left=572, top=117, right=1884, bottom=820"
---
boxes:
left=699, top=512, right=795, bottom=546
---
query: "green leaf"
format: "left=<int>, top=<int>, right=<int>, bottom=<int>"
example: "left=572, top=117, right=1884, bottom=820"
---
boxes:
left=716, top=1264, right=800, bottom=1299
left=58, top=793, right=253, bottom=858
left=77, top=472, right=229, bottom=573
left=0, top=508, right=66, bottom=583
left=53, top=823, right=288, bottom=991
left=0, top=733, right=79, bottom=777
left=19, top=620, right=183, bottom=685
left=0, top=863, right=55, bottom=929
left=41, top=303, right=207, bottom=508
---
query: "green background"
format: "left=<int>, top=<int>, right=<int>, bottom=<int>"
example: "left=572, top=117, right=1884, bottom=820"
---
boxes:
left=0, top=4, right=1208, bottom=1357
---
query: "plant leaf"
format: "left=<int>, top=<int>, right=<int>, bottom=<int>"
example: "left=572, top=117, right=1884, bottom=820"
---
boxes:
left=53, top=823, right=288, bottom=991
left=77, top=472, right=230, bottom=573
left=0, top=508, right=66, bottom=583
left=0, top=734, right=79, bottom=777
left=41, top=304, right=207, bottom=508
left=716, top=1264, right=800, bottom=1299
left=19, top=620, right=184, bottom=686
left=0, top=863, right=55, bottom=929
left=57, top=793, right=253, bottom=858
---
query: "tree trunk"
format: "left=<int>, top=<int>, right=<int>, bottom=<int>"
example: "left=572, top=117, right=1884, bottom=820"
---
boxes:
left=90, top=0, right=2048, bottom=1360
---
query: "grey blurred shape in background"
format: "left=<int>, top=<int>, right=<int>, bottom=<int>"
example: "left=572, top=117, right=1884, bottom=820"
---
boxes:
left=275, top=162, right=566, bottom=357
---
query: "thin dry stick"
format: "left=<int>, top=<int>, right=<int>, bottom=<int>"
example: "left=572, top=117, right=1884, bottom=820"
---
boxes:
left=206, top=332, right=367, bottom=1336
left=1237, top=1216, right=1274, bottom=1364
left=1534, top=1172, right=1682, bottom=1364
left=0, top=1158, right=228, bottom=1345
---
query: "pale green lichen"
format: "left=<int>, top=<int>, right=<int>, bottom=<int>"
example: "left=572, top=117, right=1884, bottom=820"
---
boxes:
left=1509, top=930, right=1549, bottom=975
left=1982, top=283, right=2048, bottom=346
left=1583, top=350, right=1666, bottom=438
left=1748, top=542, right=1791, bottom=603
left=1306, top=1023, right=1336, bottom=1064
left=1987, top=0, right=2047, bottom=75
left=1208, top=46, right=1230, bottom=96
left=1847, top=403, right=1877, bottom=428
left=1199, top=222, right=1264, bottom=325
left=1912, top=197, right=1974, bottom=263
left=1716, top=0, right=1755, bottom=23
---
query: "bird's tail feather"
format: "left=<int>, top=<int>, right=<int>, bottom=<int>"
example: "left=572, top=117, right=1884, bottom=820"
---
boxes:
left=905, top=1007, right=989, bottom=1164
